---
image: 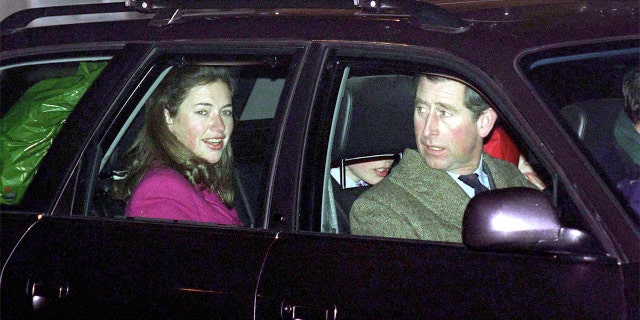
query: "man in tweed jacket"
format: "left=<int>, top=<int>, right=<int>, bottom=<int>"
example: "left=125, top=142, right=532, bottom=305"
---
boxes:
left=350, top=74, right=537, bottom=242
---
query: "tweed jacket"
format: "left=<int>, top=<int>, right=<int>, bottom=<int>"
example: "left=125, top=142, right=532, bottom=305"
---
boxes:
left=350, top=148, right=537, bottom=243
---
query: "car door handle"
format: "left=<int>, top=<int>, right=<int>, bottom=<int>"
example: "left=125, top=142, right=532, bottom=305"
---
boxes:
left=281, top=301, right=337, bottom=320
left=28, top=279, right=69, bottom=311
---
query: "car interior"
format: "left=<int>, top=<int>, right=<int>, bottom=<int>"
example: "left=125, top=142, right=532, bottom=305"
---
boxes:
left=560, top=98, right=625, bottom=180
left=324, top=74, right=415, bottom=233
left=0, top=59, right=110, bottom=116
left=320, top=69, right=590, bottom=237
left=522, top=43, right=640, bottom=225
left=0, top=58, right=111, bottom=207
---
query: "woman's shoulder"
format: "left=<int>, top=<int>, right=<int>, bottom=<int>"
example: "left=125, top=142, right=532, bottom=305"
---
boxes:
left=138, top=166, right=192, bottom=190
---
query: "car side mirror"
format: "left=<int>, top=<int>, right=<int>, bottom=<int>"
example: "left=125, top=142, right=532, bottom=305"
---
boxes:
left=462, top=187, right=603, bottom=255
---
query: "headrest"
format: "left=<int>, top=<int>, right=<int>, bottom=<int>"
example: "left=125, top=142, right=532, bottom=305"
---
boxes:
left=559, top=98, right=623, bottom=141
left=332, top=75, right=415, bottom=161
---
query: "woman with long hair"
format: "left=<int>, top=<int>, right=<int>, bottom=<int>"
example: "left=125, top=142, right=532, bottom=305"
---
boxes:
left=112, top=65, right=242, bottom=225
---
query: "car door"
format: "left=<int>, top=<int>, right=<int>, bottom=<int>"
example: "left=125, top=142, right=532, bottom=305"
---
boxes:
left=1, top=51, right=117, bottom=267
left=255, top=42, right=639, bottom=319
left=1, top=42, right=306, bottom=319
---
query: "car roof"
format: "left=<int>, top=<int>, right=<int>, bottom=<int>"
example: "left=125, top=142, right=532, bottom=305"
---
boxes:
left=2, top=0, right=637, bottom=32
left=1, top=0, right=637, bottom=59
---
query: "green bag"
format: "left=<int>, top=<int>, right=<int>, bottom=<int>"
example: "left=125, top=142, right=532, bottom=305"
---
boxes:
left=1, top=61, right=108, bottom=205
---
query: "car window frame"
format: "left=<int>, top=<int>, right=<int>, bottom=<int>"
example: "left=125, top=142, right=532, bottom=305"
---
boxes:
left=60, top=43, right=307, bottom=231
left=0, top=54, right=116, bottom=211
left=518, top=41, right=640, bottom=216
left=515, top=39, right=640, bottom=262
left=296, top=42, right=626, bottom=259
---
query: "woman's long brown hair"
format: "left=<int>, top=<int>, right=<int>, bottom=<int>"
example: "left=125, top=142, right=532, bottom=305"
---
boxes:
left=112, top=66, right=237, bottom=208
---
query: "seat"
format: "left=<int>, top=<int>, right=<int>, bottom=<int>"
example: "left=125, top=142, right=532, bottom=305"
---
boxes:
left=559, top=98, right=635, bottom=185
left=560, top=98, right=623, bottom=142
left=329, top=74, right=415, bottom=233
left=332, top=75, right=416, bottom=160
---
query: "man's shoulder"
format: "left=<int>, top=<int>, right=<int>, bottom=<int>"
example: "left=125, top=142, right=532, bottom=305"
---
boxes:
left=351, top=170, right=411, bottom=215
left=362, top=148, right=447, bottom=195
left=483, top=153, right=536, bottom=188
left=484, top=153, right=520, bottom=172
left=357, top=174, right=404, bottom=200
left=390, top=148, right=430, bottom=177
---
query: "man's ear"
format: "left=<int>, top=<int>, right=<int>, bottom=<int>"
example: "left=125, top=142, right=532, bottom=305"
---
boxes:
left=477, top=108, right=498, bottom=138
left=164, top=108, right=174, bottom=130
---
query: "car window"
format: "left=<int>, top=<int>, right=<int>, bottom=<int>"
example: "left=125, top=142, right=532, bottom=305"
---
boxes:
left=84, top=54, right=292, bottom=228
left=520, top=41, right=640, bottom=223
left=240, top=78, right=285, bottom=121
left=309, top=56, right=591, bottom=246
left=0, top=58, right=110, bottom=206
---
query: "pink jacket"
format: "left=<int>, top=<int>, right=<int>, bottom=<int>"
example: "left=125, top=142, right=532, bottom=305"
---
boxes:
left=125, top=167, right=243, bottom=226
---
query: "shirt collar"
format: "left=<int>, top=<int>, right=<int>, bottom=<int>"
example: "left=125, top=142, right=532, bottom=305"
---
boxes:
left=447, top=155, right=485, bottom=178
left=447, top=155, right=489, bottom=197
left=330, top=167, right=366, bottom=188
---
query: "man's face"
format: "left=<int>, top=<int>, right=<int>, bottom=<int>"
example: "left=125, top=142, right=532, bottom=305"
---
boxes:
left=413, top=77, right=495, bottom=175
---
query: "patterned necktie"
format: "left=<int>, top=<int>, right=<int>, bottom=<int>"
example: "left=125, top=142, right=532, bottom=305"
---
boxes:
left=458, top=173, right=489, bottom=196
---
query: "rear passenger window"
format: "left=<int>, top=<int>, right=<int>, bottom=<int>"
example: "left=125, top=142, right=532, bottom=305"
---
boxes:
left=88, top=54, right=292, bottom=228
left=0, top=59, right=109, bottom=206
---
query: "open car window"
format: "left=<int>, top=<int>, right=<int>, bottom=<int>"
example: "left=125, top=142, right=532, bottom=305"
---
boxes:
left=308, top=55, right=603, bottom=255
left=79, top=53, right=293, bottom=229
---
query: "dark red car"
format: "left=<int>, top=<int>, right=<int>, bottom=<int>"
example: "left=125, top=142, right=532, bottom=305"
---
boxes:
left=1, top=0, right=638, bottom=318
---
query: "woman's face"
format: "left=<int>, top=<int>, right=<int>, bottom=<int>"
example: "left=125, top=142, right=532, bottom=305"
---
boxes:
left=164, top=81, right=233, bottom=164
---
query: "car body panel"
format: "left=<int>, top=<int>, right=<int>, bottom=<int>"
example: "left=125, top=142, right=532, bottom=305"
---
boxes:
left=258, top=232, right=625, bottom=319
left=0, top=212, right=40, bottom=266
left=1, top=1, right=638, bottom=319
left=1, top=216, right=278, bottom=318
